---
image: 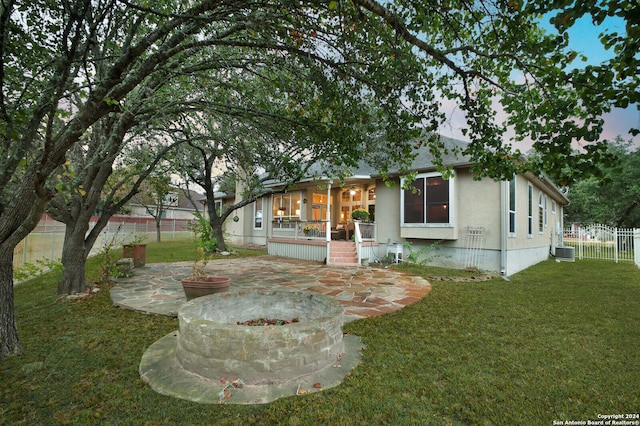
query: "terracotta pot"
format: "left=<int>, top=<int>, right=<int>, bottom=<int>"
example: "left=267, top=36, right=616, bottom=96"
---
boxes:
left=122, top=244, right=146, bottom=268
left=181, top=276, right=231, bottom=300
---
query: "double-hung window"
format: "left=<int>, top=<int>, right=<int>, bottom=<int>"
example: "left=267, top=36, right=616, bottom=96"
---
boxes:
left=253, top=198, right=263, bottom=230
left=527, top=184, right=533, bottom=237
left=538, top=193, right=544, bottom=233
left=401, top=173, right=452, bottom=226
left=508, top=179, right=516, bottom=236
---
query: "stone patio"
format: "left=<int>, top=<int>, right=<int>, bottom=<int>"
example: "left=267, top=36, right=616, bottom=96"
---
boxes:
left=110, top=256, right=432, bottom=323
left=111, top=256, right=433, bottom=404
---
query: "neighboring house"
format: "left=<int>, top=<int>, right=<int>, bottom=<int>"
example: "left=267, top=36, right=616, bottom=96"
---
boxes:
left=128, top=186, right=205, bottom=220
left=224, top=136, right=569, bottom=276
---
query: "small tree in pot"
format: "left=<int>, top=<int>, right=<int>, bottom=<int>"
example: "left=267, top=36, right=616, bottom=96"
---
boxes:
left=181, top=213, right=231, bottom=300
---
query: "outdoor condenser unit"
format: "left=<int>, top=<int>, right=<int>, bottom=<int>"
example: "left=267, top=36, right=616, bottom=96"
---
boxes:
left=555, top=246, right=575, bottom=262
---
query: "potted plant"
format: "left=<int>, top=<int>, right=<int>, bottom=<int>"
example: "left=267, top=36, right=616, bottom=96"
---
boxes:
left=303, top=223, right=320, bottom=238
left=122, top=234, right=147, bottom=267
left=181, top=219, right=231, bottom=300
left=351, top=208, right=370, bottom=222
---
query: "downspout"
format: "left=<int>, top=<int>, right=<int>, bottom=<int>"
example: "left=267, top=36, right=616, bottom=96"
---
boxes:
left=326, top=182, right=331, bottom=264
left=500, top=181, right=507, bottom=276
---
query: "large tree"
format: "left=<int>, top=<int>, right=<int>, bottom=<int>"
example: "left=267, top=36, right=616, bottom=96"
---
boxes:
left=1, top=0, right=632, bottom=359
left=564, top=137, right=640, bottom=227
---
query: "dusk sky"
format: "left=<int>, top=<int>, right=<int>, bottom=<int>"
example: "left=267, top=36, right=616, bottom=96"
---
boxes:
left=439, top=14, right=638, bottom=151
left=547, top=15, right=639, bottom=146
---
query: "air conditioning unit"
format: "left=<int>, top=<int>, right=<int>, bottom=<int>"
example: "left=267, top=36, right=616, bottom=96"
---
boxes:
left=555, top=246, right=575, bottom=262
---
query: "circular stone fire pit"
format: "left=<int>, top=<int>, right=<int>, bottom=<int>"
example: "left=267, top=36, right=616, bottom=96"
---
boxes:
left=139, top=288, right=363, bottom=404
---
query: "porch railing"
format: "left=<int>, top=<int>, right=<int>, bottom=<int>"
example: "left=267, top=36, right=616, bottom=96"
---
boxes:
left=270, top=220, right=377, bottom=243
left=354, top=221, right=377, bottom=264
left=270, top=220, right=329, bottom=240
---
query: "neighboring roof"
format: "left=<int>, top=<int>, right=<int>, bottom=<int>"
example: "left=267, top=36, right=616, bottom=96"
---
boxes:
left=130, top=185, right=205, bottom=210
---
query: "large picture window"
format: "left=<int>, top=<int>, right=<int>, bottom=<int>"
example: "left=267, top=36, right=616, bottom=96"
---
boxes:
left=401, top=173, right=452, bottom=225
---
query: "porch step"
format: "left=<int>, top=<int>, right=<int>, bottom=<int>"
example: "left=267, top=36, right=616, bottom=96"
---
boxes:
left=328, top=241, right=359, bottom=266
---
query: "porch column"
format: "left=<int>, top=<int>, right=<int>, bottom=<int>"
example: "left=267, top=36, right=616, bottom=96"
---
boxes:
left=326, top=182, right=332, bottom=241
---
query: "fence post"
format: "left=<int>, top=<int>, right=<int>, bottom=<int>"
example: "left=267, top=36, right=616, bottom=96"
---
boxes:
left=634, top=229, right=640, bottom=268
left=22, top=233, right=29, bottom=266
left=614, top=228, right=619, bottom=263
left=578, top=225, right=583, bottom=260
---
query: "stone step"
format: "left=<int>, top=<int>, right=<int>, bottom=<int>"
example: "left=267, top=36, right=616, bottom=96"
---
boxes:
left=329, top=258, right=360, bottom=266
left=328, top=241, right=359, bottom=266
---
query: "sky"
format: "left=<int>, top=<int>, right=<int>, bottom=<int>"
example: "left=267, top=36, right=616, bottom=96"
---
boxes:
left=438, top=13, right=639, bottom=150
left=545, top=15, right=638, bottom=145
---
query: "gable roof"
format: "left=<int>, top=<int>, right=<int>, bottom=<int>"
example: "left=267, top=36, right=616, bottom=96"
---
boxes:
left=356, top=134, right=473, bottom=177
left=266, top=134, right=472, bottom=185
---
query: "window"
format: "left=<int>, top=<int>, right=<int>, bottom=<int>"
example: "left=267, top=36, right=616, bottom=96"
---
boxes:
left=508, top=179, right=516, bottom=236
left=527, top=184, right=533, bottom=237
left=340, top=188, right=362, bottom=222
left=273, top=193, right=301, bottom=229
left=544, top=195, right=548, bottom=228
left=552, top=200, right=557, bottom=215
left=253, top=198, right=263, bottom=229
left=538, top=193, right=544, bottom=233
left=401, top=173, right=452, bottom=225
left=214, top=200, right=223, bottom=216
left=312, top=193, right=329, bottom=221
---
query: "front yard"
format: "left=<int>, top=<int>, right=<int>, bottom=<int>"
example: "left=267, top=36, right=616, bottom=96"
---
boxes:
left=1, top=241, right=638, bottom=425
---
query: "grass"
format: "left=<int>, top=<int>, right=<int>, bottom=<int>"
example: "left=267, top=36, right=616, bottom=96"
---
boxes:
left=2, top=240, right=639, bottom=425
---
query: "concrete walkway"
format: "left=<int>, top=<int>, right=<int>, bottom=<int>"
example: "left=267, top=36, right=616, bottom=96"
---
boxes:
left=110, top=256, right=432, bottom=323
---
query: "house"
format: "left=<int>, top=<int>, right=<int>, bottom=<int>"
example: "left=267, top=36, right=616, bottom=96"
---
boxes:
left=224, top=136, right=569, bottom=276
left=127, top=186, right=205, bottom=220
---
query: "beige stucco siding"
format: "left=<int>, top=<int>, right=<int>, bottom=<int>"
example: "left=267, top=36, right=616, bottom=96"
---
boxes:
left=507, top=174, right=563, bottom=251
left=372, top=178, right=401, bottom=244
left=454, top=168, right=501, bottom=250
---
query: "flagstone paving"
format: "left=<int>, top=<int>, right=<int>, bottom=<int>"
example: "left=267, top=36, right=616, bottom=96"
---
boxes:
left=110, top=256, right=432, bottom=322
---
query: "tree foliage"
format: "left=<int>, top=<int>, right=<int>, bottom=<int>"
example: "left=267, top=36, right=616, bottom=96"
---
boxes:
left=1, top=0, right=637, bottom=359
left=565, top=137, right=640, bottom=227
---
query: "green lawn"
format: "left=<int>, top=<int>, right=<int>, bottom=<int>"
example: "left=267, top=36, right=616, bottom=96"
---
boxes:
left=2, top=241, right=639, bottom=425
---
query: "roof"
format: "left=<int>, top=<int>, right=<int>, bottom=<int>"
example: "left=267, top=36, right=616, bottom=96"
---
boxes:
left=265, top=134, right=472, bottom=186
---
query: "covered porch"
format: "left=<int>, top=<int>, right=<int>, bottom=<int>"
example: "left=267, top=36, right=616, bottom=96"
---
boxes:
left=265, top=179, right=380, bottom=265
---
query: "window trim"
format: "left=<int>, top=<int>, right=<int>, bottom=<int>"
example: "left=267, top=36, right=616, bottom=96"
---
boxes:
left=400, top=172, right=454, bottom=227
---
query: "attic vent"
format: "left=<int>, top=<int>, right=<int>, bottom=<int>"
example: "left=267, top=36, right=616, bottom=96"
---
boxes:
left=555, top=246, right=575, bottom=262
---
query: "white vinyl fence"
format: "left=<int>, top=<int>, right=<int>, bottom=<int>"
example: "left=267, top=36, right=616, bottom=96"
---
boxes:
left=13, top=215, right=194, bottom=270
left=562, top=224, right=639, bottom=266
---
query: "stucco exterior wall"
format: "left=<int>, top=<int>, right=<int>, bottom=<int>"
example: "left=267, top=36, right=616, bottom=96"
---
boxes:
left=236, top=167, right=566, bottom=275
left=454, top=169, right=501, bottom=250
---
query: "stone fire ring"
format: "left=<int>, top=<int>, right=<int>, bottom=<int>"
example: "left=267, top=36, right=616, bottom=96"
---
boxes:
left=139, top=288, right=363, bottom=404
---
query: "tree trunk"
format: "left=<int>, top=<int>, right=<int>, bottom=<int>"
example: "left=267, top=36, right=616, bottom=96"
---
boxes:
left=212, top=221, right=227, bottom=252
left=156, top=217, right=162, bottom=243
left=57, top=220, right=89, bottom=296
left=0, top=245, right=22, bottom=359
